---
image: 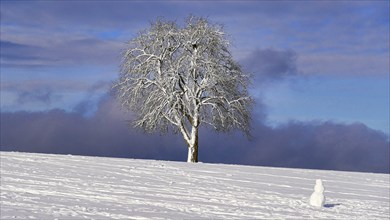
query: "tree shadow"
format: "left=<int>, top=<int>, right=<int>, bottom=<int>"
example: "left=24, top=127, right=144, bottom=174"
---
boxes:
left=324, top=203, right=341, bottom=208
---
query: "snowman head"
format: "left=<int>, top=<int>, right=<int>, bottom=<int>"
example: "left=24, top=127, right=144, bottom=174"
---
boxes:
left=314, top=179, right=325, bottom=193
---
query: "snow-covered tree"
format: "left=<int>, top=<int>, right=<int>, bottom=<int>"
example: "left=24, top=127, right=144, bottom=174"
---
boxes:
left=114, top=17, right=252, bottom=162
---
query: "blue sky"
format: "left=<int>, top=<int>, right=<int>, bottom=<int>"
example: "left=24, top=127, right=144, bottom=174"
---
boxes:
left=1, top=1, right=389, bottom=172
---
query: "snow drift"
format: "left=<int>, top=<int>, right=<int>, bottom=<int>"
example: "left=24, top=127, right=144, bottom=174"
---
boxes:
left=1, top=152, right=389, bottom=219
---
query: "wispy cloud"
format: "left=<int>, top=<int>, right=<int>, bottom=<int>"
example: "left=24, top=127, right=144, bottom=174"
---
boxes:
left=0, top=37, right=123, bottom=67
left=1, top=80, right=112, bottom=112
left=298, top=54, right=389, bottom=76
left=16, top=87, right=61, bottom=105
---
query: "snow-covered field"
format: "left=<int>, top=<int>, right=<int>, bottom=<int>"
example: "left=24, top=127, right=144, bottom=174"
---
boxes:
left=1, top=152, right=389, bottom=219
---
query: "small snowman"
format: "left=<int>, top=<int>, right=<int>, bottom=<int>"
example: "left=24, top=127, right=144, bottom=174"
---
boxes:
left=309, top=179, right=325, bottom=207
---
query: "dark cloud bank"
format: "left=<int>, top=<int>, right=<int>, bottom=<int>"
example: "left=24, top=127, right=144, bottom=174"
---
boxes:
left=1, top=95, right=388, bottom=174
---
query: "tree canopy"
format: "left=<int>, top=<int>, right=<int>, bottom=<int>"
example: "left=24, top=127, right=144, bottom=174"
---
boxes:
left=114, top=16, right=252, bottom=162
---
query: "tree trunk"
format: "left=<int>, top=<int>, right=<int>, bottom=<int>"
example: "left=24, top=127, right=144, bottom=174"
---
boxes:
left=187, top=141, right=198, bottom=163
left=187, top=128, right=199, bottom=163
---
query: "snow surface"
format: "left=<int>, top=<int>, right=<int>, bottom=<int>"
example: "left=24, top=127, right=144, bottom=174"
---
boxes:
left=1, top=152, right=389, bottom=219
